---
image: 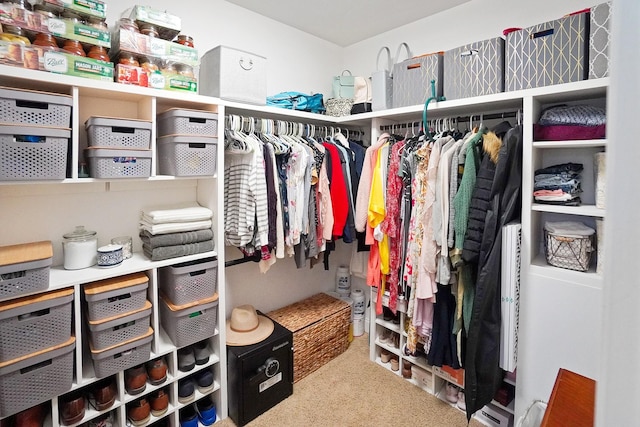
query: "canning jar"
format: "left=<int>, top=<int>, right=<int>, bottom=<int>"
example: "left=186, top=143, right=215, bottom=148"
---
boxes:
left=87, top=45, right=109, bottom=61
left=1, top=25, right=31, bottom=45
left=176, top=64, right=194, bottom=78
left=119, top=52, right=139, bottom=67
left=33, top=33, right=59, bottom=49
left=174, top=34, right=194, bottom=48
left=62, top=226, right=98, bottom=270
left=88, top=18, right=108, bottom=32
left=62, top=39, right=86, bottom=56
left=117, top=17, right=139, bottom=33
left=139, top=56, right=159, bottom=73
left=139, top=23, right=158, bottom=38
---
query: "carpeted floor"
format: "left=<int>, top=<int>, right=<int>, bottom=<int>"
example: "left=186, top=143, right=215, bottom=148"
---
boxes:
left=218, top=334, right=483, bottom=427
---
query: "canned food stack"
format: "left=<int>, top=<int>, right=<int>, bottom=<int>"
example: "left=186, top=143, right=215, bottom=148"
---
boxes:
left=0, top=0, right=113, bottom=81
left=111, top=5, right=198, bottom=92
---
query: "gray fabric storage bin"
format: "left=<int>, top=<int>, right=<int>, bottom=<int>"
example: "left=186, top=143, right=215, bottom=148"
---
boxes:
left=199, top=45, right=267, bottom=105
left=392, top=52, right=443, bottom=108
left=506, top=12, right=589, bottom=91
left=444, top=37, right=505, bottom=100
left=590, top=2, right=611, bottom=79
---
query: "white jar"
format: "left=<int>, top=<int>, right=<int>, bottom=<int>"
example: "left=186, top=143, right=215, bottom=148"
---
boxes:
left=350, top=289, right=366, bottom=317
left=335, top=265, right=351, bottom=297
left=62, top=226, right=97, bottom=270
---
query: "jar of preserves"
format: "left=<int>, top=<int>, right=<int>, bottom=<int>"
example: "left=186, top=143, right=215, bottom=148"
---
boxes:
left=139, top=56, right=159, bottom=73
left=117, top=18, right=139, bottom=33
left=139, top=23, right=158, bottom=38
left=161, top=62, right=176, bottom=75
left=62, top=39, right=86, bottom=56
left=61, top=9, right=84, bottom=23
left=33, top=5, right=57, bottom=21
left=33, top=33, right=59, bottom=49
left=174, top=34, right=194, bottom=48
left=7, top=0, right=32, bottom=9
left=88, top=18, right=108, bottom=32
left=1, top=25, right=31, bottom=45
left=176, top=64, right=194, bottom=78
left=87, top=45, right=109, bottom=62
left=119, top=52, right=139, bottom=67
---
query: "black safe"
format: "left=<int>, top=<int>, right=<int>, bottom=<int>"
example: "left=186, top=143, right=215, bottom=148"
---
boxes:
left=227, top=313, right=293, bottom=426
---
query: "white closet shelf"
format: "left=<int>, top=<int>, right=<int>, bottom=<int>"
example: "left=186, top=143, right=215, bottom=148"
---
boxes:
left=491, top=399, right=515, bottom=415
left=62, top=398, right=123, bottom=427
left=530, top=254, right=602, bottom=289
left=0, top=176, right=217, bottom=186
left=403, top=354, right=432, bottom=372
left=532, top=139, right=608, bottom=149
left=531, top=203, right=605, bottom=217
left=173, top=381, right=221, bottom=412
left=375, top=317, right=401, bottom=333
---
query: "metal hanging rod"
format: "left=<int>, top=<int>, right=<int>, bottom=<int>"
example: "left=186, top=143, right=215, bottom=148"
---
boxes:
left=379, top=110, right=521, bottom=132
left=224, top=256, right=259, bottom=267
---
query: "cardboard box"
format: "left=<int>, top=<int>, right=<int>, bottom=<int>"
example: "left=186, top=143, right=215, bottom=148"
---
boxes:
left=43, top=0, right=107, bottom=20
left=476, top=404, right=514, bottom=427
left=115, top=63, right=148, bottom=86
left=113, top=29, right=198, bottom=66
left=115, top=65, right=197, bottom=93
left=128, top=5, right=181, bottom=40
left=433, top=365, right=465, bottom=388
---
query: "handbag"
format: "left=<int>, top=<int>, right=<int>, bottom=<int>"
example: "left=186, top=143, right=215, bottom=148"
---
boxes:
left=392, top=43, right=444, bottom=108
left=325, top=98, right=354, bottom=117
left=333, top=70, right=355, bottom=99
left=266, top=91, right=325, bottom=114
left=372, top=46, right=393, bottom=111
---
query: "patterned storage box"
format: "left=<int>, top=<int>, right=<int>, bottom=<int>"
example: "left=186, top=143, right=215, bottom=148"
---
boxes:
left=444, top=37, right=505, bottom=100
left=90, top=327, right=153, bottom=378
left=156, top=135, right=217, bottom=177
left=84, top=147, right=152, bottom=178
left=0, top=336, right=75, bottom=417
left=506, top=12, right=589, bottom=91
left=83, top=273, right=149, bottom=322
left=85, top=117, right=152, bottom=149
left=159, top=294, right=218, bottom=347
left=159, top=258, right=218, bottom=306
left=0, top=241, right=52, bottom=300
left=0, top=125, right=70, bottom=181
left=157, top=108, right=218, bottom=137
left=88, top=300, right=152, bottom=351
left=392, top=52, right=443, bottom=108
left=544, top=221, right=595, bottom=272
left=590, top=2, right=611, bottom=79
left=267, top=293, right=350, bottom=383
left=0, top=288, right=73, bottom=363
left=0, top=86, right=72, bottom=128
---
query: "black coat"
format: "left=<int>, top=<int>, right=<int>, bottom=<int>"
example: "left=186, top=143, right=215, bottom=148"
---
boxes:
left=464, top=125, right=523, bottom=421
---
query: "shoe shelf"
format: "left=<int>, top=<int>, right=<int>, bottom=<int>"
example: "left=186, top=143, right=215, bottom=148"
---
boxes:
left=62, top=402, right=121, bottom=427
left=122, top=378, right=175, bottom=405
left=142, top=402, right=176, bottom=426
left=173, top=355, right=221, bottom=383
left=374, top=317, right=401, bottom=333
left=173, top=381, right=221, bottom=412
left=402, top=353, right=432, bottom=373
left=490, top=398, right=515, bottom=415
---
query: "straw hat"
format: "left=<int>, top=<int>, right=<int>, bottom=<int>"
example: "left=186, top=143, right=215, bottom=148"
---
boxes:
left=226, top=304, right=274, bottom=346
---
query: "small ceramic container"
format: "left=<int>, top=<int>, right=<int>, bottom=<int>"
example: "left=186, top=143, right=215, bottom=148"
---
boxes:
left=97, top=244, right=123, bottom=268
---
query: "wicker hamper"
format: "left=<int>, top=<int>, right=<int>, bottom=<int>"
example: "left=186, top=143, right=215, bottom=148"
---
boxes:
left=267, top=293, right=350, bottom=383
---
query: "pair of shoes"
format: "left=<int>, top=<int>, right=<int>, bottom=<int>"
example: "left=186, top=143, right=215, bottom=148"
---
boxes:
left=89, top=378, right=117, bottom=411
left=149, top=388, right=169, bottom=417
left=380, top=349, right=391, bottom=363
left=378, top=330, right=392, bottom=345
left=127, top=398, right=150, bottom=426
left=179, top=397, right=216, bottom=427
left=445, top=382, right=459, bottom=404
left=59, top=392, right=86, bottom=426
left=13, top=403, right=48, bottom=427
left=146, top=357, right=168, bottom=386
left=456, top=390, right=466, bottom=411
left=401, top=361, right=412, bottom=379
left=392, top=333, right=400, bottom=349
left=178, top=369, right=215, bottom=403
left=125, top=365, right=148, bottom=396
left=178, top=341, right=209, bottom=372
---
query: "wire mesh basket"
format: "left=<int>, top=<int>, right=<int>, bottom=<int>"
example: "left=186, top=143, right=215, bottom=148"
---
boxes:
left=544, top=230, right=594, bottom=271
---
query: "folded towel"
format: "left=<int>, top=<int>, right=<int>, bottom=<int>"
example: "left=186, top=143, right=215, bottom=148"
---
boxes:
left=142, top=240, right=215, bottom=261
left=141, top=203, right=213, bottom=224
left=139, top=219, right=213, bottom=235
left=140, top=229, right=214, bottom=249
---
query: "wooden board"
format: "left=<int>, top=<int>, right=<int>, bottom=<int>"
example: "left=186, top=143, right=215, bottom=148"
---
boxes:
left=541, top=368, right=595, bottom=427
left=0, top=287, right=73, bottom=312
left=0, top=241, right=53, bottom=266
left=159, top=292, right=218, bottom=311
left=83, top=272, right=149, bottom=295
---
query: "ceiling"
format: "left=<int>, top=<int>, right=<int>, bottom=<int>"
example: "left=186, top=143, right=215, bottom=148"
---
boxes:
left=225, top=0, right=471, bottom=47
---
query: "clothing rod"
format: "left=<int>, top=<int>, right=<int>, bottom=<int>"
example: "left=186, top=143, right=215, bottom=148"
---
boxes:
left=224, top=257, right=259, bottom=267
left=379, top=111, right=519, bottom=131
left=224, top=114, right=363, bottom=133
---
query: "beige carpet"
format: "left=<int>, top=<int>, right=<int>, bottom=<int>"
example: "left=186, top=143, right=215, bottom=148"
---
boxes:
left=218, top=334, right=483, bottom=427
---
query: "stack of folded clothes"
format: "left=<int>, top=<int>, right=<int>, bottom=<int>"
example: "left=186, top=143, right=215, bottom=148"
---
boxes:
left=533, top=162, right=583, bottom=206
left=139, top=203, right=215, bottom=261
left=533, top=104, right=606, bottom=141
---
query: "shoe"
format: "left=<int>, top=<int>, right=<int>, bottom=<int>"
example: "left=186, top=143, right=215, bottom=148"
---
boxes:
left=392, top=333, right=400, bottom=349
left=178, top=347, right=196, bottom=372
left=401, top=361, right=412, bottom=379
left=125, top=364, right=148, bottom=395
left=146, top=357, right=168, bottom=386
left=380, top=349, right=391, bottom=363
left=457, top=390, right=466, bottom=411
left=178, top=378, right=195, bottom=404
left=59, top=393, right=86, bottom=426
left=14, top=403, right=47, bottom=427
left=196, top=396, right=217, bottom=426
left=149, top=389, right=169, bottom=417
left=390, top=356, right=399, bottom=371
left=194, top=369, right=214, bottom=394
left=90, top=378, right=117, bottom=411
left=127, top=398, right=150, bottom=426
left=193, top=341, right=210, bottom=365
left=445, top=383, right=459, bottom=404
left=179, top=405, right=198, bottom=427
left=378, top=330, right=392, bottom=345
left=86, top=411, right=113, bottom=427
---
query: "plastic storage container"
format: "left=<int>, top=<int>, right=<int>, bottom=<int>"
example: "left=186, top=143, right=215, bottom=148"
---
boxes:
left=85, top=116, right=152, bottom=149
left=0, top=288, right=73, bottom=363
left=159, top=258, right=218, bottom=306
left=0, top=86, right=72, bottom=128
left=90, top=327, right=153, bottom=378
left=156, top=135, right=217, bottom=177
left=157, top=108, right=218, bottom=137
left=85, top=147, right=152, bottom=178
left=0, top=336, right=75, bottom=418
left=88, top=300, right=152, bottom=351
left=0, top=240, right=53, bottom=300
left=0, top=125, right=70, bottom=181
left=83, top=273, right=149, bottom=322
left=159, top=294, right=218, bottom=347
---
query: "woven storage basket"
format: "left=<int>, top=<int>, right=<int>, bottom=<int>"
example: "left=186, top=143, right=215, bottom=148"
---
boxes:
left=88, top=300, right=152, bottom=351
left=83, top=273, right=149, bottom=322
left=0, top=288, right=73, bottom=363
left=0, top=241, right=52, bottom=300
left=0, top=336, right=75, bottom=417
left=267, top=293, right=350, bottom=383
left=90, top=327, right=153, bottom=378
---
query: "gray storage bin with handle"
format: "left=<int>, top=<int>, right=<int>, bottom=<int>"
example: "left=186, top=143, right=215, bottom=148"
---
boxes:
left=372, top=46, right=393, bottom=112
left=159, top=294, right=218, bottom=347
left=88, top=300, right=152, bottom=351
left=392, top=43, right=444, bottom=108
left=90, top=327, right=153, bottom=378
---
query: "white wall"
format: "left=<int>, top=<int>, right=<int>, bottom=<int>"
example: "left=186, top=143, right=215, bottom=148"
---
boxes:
left=342, top=0, right=597, bottom=77
left=106, top=0, right=343, bottom=96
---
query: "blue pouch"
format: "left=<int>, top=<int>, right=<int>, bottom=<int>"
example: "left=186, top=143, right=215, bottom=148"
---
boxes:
left=266, top=92, right=325, bottom=114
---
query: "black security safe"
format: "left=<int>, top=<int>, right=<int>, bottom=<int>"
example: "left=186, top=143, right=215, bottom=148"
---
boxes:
left=227, top=314, right=293, bottom=426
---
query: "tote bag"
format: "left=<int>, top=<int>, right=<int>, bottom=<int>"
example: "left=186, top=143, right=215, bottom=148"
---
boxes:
left=372, top=46, right=393, bottom=111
